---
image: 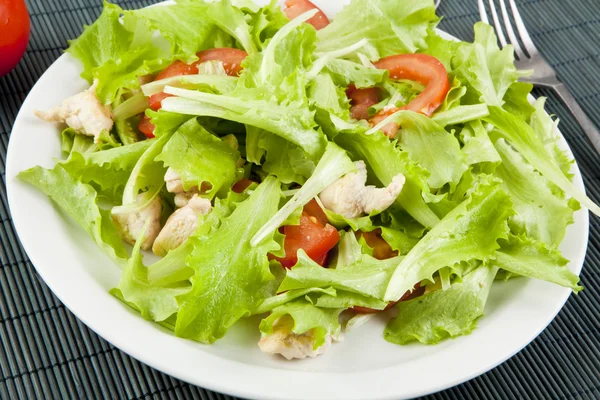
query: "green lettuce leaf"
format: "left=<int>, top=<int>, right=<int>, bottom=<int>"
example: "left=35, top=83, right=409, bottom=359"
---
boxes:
left=454, top=22, right=522, bottom=106
left=259, top=299, right=343, bottom=348
left=60, top=140, right=154, bottom=203
left=394, top=111, right=468, bottom=189
left=17, top=164, right=127, bottom=261
left=494, top=138, right=576, bottom=246
left=67, top=2, right=172, bottom=104
left=245, top=126, right=315, bottom=185
left=131, top=2, right=233, bottom=64
left=385, top=264, right=498, bottom=344
left=321, top=58, right=387, bottom=89
left=111, top=225, right=189, bottom=322
left=485, top=106, right=599, bottom=216
left=316, top=0, right=438, bottom=58
left=530, top=97, right=574, bottom=179
left=155, top=118, right=240, bottom=197
left=461, top=120, right=501, bottom=165
left=495, top=234, right=582, bottom=292
left=174, top=176, right=281, bottom=343
left=384, top=177, right=512, bottom=301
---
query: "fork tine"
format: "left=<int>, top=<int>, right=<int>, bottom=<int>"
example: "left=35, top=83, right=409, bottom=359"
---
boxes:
left=499, top=0, right=526, bottom=59
left=488, top=0, right=508, bottom=48
left=478, top=0, right=489, bottom=24
left=508, top=0, right=538, bottom=56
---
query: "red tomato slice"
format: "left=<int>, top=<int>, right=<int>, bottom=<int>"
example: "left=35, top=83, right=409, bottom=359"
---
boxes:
left=356, top=229, right=398, bottom=260
left=232, top=178, right=255, bottom=193
left=346, top=84, right=379, bottom=120
left=353, top=283, right=424, bottom=314
left=303, top=199, right=329, bottom=226
left=0, top=0, right=30, bottom=77
left=138, top=115, right=155, bottom=138
left=369, top=54, right=450, bottom=137
left=271, top=209, right=340, bottom=269
left=284, top=0, right=330, bottom=30
left=148, top=48, right=248, bottom=111
left=194, top=48, right=248, bottom=76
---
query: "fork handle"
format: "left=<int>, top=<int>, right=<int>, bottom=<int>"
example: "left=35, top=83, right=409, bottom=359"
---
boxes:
left=553, top=82, right=600, bottom=153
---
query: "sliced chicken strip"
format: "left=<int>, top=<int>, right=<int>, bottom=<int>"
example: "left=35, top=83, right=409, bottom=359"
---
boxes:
left=152, top=195, right=212, bottom=256
left=319, top=161, right=405, bottom=219
left=34, top=79, right=113, bottom=142
left=111, top=193, right=163, bottom=250
left=258, top=315, right=332, bottom=360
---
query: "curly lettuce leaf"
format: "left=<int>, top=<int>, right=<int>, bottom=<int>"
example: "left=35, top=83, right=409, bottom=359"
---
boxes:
left=131, top=2, right=233, bottom=64
left=454, top=22, right=523, bottom=106
left=385, top=264, right=498, bottom=344
left=60, top=140, right=154, bottom=203
left=461, top=120, right=501, bottom=165
left=316, top=0, right=438, bottom=58
left=66, top=2, right=172, bottom=104
left=111, top=226, right=190, bottom=322
left=395, top=111, right=468, bottom=189
left=259, top=299, right=343, bottom=348
left=384, top=177, right=512, bottom=301
left=174, top=176, right=281, bottom=343
left=17, top=164, right=127, bottom=261
left=155, top=118, right=240, bottom=197
left=245, top=126, right=315, bottom=184
left=495, top=138, right=576, bottom=246
left=496, top=234, right=582, bottom=292
left=485, top=106, right=599, bottom=216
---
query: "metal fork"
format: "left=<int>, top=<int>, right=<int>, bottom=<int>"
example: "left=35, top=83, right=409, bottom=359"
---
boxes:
left=478, top=0, right=600, bottom=153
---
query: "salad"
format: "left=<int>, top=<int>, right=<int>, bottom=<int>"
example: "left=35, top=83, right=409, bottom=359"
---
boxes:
left=18, top=0, right=600, bottom=360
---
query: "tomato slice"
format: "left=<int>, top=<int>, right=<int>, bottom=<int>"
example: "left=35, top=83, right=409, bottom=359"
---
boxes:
left=369, top=54, right=450, bottom=137
left=194, top=48, right=248, bottom=76
left=346, top=84, right=379, bottom=121
left=302, top=199, right=329, bottom=226
left=352, top=283, right=424, bottom=314
left=232, top=178, right=255, bottom=193
left=284, top=0, right=330, bottom=30
left=270, top=201, right=340, bottom=269
left=356, top=229, right=398, bottom=260
left=148, top=48, right=248, bottom=111
left=138, top=115, right=155, bottom=138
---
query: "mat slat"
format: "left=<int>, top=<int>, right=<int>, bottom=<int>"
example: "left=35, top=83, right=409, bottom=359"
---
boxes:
left=0, top=0, right=598, bottom=398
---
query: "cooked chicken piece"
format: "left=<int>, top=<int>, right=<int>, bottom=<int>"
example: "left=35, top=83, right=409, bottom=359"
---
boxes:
left=111, top=194, right=163, bottom=250
left=319, top=161, right=405, bottom=218
left=174, top=192, right=197, bottom=208
left=258, top=315, right=332, bottom=360
left=34, top=79, right=113, bottom=142
left=152, top=195, right=212, bottom=256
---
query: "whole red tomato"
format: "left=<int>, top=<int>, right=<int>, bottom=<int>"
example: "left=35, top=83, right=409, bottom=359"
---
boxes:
left=0, top=0, right=30, bottom=77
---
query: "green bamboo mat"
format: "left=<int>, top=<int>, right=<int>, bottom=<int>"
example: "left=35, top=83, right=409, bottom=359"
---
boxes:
left=1, top=0, right=599, bottom=398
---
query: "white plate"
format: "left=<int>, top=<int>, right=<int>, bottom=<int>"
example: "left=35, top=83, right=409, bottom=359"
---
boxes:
left=6, top=1, right=589, bottom=399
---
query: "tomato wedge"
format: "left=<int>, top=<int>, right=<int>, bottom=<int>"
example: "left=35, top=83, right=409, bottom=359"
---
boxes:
left=284, top=0, right=330, bottom=30
left=270, top=201, right=339, bottom=269
left=138, top=115, right=155, bottom=138
left=356, top=229, right=398, bottom=260
left=148, top=48, right=248, bottom=111
left=369, top=54, right=450, bottom=137
left=346, top=84, right=379, bottom=120
left=353, top=283, right=424, bottom=314
left=302, top=199, right=329, bottom=226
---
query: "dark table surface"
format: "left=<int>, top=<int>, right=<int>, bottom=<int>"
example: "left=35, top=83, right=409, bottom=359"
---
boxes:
left=1, top=0, right=599, bottom=399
